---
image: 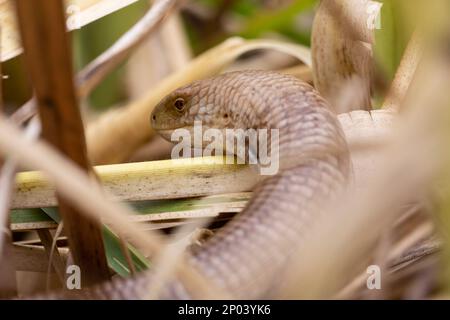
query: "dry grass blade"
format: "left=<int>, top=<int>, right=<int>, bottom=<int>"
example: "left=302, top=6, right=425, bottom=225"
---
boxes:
left=76, top=0, right=179, bottom=97
left=45, top=223, right=66, bottom=290
left=125, top=10, right=192, bottom=99
left=9, top=99, right=37, bottom=124
left=0, top=0, right=146, bottom=62
left=65, top=0, right=141, bottom=28
left=382, top=30, right=424, bottom=111
left=36, top=229, right=65, bottom=284
left=311, top=0, right=376, bottom=112
left=0, top=0, right=22, bottom=62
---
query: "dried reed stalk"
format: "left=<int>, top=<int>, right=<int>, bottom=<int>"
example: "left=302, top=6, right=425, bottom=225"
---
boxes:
left=15, top=0, right=110, bottom=286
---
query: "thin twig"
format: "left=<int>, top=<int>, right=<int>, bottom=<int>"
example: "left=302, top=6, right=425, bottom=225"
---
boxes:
left=76, top=0, right=179, bottom=98
left=16, top=0, right=111, bottom=286
left=37, top=229, right=66, bottom=284
left=9, top=98, right=36, bottom=124
left=46, top=222, right=65, bottom=291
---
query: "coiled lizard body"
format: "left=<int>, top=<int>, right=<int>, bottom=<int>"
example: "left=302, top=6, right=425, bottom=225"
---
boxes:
left=25, top=70, right=395, bottom=299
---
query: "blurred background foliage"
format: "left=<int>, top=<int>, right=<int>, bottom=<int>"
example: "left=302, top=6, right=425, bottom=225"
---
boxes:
left=374, top=0, right=414, bottom=80
left=3, top=0, right=413, bottom=112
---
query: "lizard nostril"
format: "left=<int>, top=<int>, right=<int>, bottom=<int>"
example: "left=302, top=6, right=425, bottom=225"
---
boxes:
left=152, top=114, right=156, bottom=122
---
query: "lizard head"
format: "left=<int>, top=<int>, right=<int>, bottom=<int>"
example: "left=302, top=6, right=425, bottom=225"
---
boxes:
left=150, top=78, right=233, bottom=141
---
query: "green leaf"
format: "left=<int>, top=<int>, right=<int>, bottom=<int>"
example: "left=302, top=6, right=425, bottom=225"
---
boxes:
left=41, top=207, right=61, bottom=223
left=238, top=0, right=318, bottom=39
left=102, top=227, right=150, bottom=277
left=374, top=0, right=414, bottom=80
left=14, top=207, right=150, bottom=277
left=10, top=208, right=50, bottom=224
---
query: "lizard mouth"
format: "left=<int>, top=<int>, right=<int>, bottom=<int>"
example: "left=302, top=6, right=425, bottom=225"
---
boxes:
left=155, top=129, right=177, bottom=141
left=154, top=125, right=195, bottom=142
left=155, top=124, right=217, bottom=142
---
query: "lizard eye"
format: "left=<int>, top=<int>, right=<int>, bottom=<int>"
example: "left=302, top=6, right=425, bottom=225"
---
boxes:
left=174, top=98, right=185, bottom=111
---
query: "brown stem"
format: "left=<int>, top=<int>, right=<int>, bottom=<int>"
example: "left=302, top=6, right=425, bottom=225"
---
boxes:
left=0, top=24, right=18, bottom=299
left=15, top=0, right=110, bottom=287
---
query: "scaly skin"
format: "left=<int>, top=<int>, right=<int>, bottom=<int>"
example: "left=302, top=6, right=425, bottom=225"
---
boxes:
left=151, top=70, right=351, bottom=298
left=25, top=70, right=352, bottom=299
